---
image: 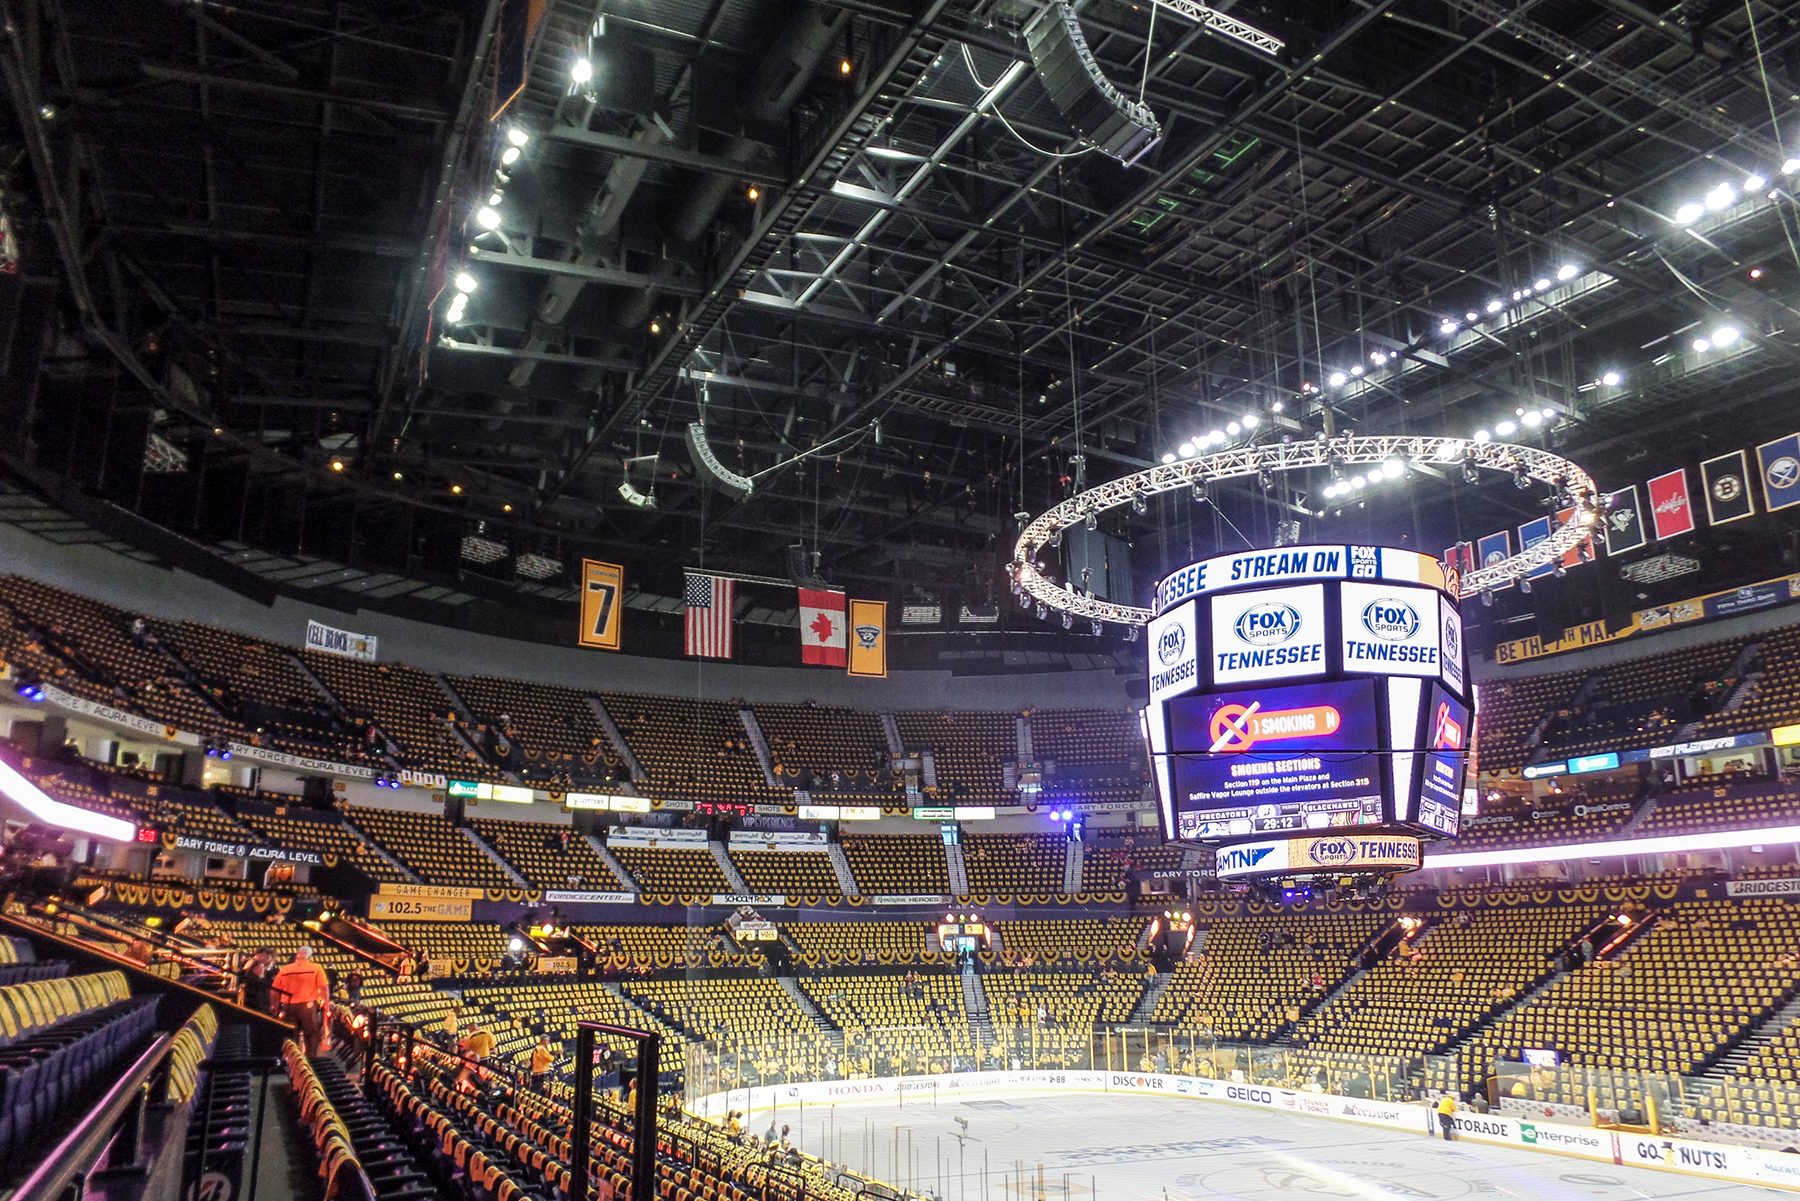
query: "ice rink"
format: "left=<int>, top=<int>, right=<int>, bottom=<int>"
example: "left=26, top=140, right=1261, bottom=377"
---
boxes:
left=765, top=1093, right=1788, bottom=1200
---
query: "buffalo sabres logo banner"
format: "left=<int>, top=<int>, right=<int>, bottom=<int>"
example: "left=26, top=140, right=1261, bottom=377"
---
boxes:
left=1600, top=485, right=1645, bottom=554
left=847, top=600, right=887, bottom=678
left=1756, top=434, right=1800, bottom=512
left=1701, top=450, right=1755, bottom=525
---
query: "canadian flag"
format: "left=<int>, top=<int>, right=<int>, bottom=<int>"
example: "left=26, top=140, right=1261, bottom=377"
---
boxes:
left=1647, top=468, right=1696, bottom=541
left=798, top=588, right=847, bottom=665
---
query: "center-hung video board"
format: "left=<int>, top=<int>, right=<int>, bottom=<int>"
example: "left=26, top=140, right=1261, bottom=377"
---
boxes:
left=1143, top=545, right=1472, bottom=852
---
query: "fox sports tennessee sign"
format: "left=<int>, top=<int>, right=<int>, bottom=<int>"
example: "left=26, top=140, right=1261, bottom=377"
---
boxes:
left=1142, top=545, right=1471, bottom=865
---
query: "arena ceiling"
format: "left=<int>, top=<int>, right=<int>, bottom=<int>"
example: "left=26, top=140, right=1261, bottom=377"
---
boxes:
left=5, top=0, right=1800, bottom=638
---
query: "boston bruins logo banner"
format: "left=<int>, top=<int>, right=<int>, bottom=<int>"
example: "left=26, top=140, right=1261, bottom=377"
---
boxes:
left=1701, top=449, right=1755, bottom=526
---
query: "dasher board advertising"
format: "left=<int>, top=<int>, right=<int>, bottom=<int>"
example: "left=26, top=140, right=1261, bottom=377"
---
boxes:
left=1164, top=679, right=1383, bottom=841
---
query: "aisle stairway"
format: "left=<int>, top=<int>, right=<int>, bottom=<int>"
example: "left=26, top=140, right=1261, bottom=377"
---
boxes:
left=710, top=842, right=751, bottom=893
left=1128, top=971, right=1175, bottom=1024
left=827, top=842, right=861, bottom=896
left=585, top=834, right=638, bottom=892
left=462, top=826, right=529, bottom=888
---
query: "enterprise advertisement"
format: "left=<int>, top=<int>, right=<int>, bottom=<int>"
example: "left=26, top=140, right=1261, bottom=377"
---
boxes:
left=1164, top=679, right=1384, bottom=841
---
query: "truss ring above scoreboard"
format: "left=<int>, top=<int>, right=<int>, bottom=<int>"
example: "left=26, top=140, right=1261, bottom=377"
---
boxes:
left=1009, top=434, right=1602, bottom=625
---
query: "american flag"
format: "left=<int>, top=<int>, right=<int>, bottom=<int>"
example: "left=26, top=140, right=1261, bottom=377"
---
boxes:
left=683, top=572, right=735, bottom=659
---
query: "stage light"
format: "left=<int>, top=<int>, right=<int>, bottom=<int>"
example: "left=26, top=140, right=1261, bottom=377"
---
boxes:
left=1439, top=319, right=1457, bottom=335
left=1512, top=466, right=1530, bottom=489
left=1370, top=351, right=1387, bottom=365
left=1090, top=620, right=1101, bottom=636
left=1270, top=400, right=1283, bottom=412
left=1495, top=419, right=1517, bottom=436
left=1519, top=578, right=1532, bottom=594
left=1161, top=453, right=1175, bottom=464
left=1177, top=441, right=1194, bottom=457
left=475, top=205, right=501, bottom=230
left=1711, top=324, right=1741, bottom=347
left=1207, top=429, right=1225, bottom=446
left=1192, top=481, right=1207, bottom=503
left=452, top=484, right=464, bottom=495
left=1382, top=458, right=1405, bottom=480
left=1522, top=409, right=1542, bottom=427
left=1534, top=278, right=1551, bottom=291
left=1783, top=158, right=1800, bottom=175
left=1601, top=370, right=1621, bottom=386
left=1085, top=512, right=1097, bottom=531
left=509, top=936, right=526, bottom=953
left=1060, top=612, right=1073, bottom=630
left=1745, top=174, right=1766, bottom=191
left=1486, top=299, right=1503, bottom=314
left=1704, top=182, right=1736, bottom=211
left=1674, top=202, right=1704, bottom=225
left=1693, top=336, right=1712, bottom=352
left=1259, top=467, right=1274, bottom=490
left=1349, top=365, right=1363, bottom=376
left=446, top=293, right=468, bottom=323
left=1556, top=263, right=1578, bottom=281
left=1473, top=429, right=1491, bottom=443
left=1130, top=491, right=1147, bottom=515
left=329, top=459, right=345, bottom=472
left=501, top=146, right=520, bottom=166
left=1018, top=591, right=1031, bottom=609
left=746, top=185, right=760, bottom=202
left=571, top=56, right=593, bottom=84
left=839, top=58, right=853, bottom=75
left=506, top=127, right=529, bottom=148
left=1241, top=413, right=1259, bottom=428
left=1226, top=421, right=1240, bottom=437
left=1035, top=602, right=1047, bottom=621
left=1124, top=626, right=1137, bottom=642
left=1541, top=406, right=1557, bottom=420
left=1350, top=475, right=1366, bottom=489
left=1465, top=311, right=1479, bottom=322
left=1480, top=588, right=1493, bottom=607
left=1328, top=371, right=1346, bottom=387
left=649, top=318, right=662, bottom=335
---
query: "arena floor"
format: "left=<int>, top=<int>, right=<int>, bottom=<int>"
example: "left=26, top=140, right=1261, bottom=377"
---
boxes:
left=771, top=1094, right=1785, bottom=1200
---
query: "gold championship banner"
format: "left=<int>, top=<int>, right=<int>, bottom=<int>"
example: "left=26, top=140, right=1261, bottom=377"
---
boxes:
left=848, top=599, right=887, bottom=678
left=579, top=559, right=625, bottom=651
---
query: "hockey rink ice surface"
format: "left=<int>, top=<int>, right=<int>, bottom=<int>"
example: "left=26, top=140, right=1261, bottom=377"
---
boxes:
left=781, top=1093, right=1790, bottom=1200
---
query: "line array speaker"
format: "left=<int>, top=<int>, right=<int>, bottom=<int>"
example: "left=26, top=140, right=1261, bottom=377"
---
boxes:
left=1023, top=2, right=1163, bottom=164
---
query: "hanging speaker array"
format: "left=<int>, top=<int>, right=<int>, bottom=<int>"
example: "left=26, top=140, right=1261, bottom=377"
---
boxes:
left=1023, top=1, right=1162, bottom=164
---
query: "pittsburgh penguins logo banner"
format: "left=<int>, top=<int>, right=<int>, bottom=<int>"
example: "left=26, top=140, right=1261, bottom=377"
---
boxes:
left=1600, top=485, right=1645, bottom=555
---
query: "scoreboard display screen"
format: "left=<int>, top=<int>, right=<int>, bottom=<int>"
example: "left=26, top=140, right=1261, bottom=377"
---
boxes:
left=1143, top=544, right=1473, bottom=849
left=1166, top=680, right=1384, bottom=841
left=1415, top=684, right=1470, bottom=837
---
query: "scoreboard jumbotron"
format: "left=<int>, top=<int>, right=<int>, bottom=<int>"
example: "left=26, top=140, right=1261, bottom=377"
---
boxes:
left=1142, top=545, right=1472, bottom=882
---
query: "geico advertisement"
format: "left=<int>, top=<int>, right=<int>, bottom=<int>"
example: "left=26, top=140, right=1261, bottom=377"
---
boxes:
left=1339, top=581, right=1441, bottom=677
left=1209, top=583, right=1328, bottom=685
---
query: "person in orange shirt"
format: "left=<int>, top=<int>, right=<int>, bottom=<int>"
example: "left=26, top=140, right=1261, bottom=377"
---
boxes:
left=272, top=946, right=332, bottom=1055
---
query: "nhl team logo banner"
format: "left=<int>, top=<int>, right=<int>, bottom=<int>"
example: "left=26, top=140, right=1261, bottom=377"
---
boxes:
left=1701, top=450, right=1755, bottom=525
left=1516, top=516, right=1554, bottom=579
left=1646, top=468, right=1696, bottom=541
left=1600, top=485, right=1645, bottom=555
left=847, top=600, right=887, bottom=678
left=1440, top=543, right=1473, bottom=593
left=1475, top=530, right=1513, bottom=590
left=1757, top=434, right=1800, bottom=512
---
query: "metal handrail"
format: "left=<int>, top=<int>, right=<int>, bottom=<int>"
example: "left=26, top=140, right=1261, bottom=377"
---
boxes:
left=10, top=1033, right=171, bottom=1201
